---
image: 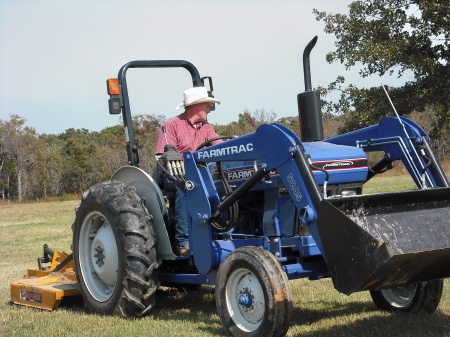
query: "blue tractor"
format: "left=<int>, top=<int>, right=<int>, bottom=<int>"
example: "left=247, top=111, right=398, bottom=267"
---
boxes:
left=72, top=37, right=450, bottom=336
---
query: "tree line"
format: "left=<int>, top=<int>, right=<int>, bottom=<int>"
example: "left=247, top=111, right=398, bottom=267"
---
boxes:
left=1, top=106, right=448, bottom=201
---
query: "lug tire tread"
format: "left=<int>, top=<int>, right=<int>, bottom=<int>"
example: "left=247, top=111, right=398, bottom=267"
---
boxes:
left=73, top=181, right=160, bottom=317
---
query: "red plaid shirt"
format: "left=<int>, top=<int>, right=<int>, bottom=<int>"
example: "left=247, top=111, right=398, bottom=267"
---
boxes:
left=155, top=112, right=220, bottom=154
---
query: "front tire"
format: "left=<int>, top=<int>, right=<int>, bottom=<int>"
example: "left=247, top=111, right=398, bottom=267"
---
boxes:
left=73, top=182, right=160, bottom=317
left=370, top=279, right=443, bottom=313
left=215, top=246, right=293, bottom=337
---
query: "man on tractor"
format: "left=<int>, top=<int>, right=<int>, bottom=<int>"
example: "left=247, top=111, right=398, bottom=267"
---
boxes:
left=155, top=86, right=221, bottom=256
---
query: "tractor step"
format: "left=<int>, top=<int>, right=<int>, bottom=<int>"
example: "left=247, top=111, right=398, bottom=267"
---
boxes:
left=317, top=187, right=450, bottom=295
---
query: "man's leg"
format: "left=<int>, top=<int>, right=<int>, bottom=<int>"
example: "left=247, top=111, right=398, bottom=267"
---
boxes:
left=175, top=190, right=189, bottom=255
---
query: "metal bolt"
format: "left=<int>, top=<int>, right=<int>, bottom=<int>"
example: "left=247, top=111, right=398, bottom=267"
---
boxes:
left=185, top=181, right=195, bottom=190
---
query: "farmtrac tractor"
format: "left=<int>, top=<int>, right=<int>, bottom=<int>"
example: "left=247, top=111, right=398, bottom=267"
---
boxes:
left=31, top=37, right=450, bottom=336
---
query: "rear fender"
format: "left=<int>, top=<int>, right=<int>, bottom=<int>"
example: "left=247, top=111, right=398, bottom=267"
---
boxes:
left=111, top=166, right=175, bottom=259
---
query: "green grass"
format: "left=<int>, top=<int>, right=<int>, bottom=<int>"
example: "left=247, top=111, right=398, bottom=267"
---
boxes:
left=1, top=176, right=450, bottom=337
left=363, top=174, right=418, bottom=194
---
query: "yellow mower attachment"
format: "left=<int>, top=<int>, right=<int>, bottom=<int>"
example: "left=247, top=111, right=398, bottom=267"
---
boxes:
left=10, top=244, right=79, bottom=310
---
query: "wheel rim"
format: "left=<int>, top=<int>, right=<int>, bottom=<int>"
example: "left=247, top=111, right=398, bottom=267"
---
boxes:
left=79, top=211, right=119, bottom=302
left=380, top=283, right=418, bottom=308
left=225, top=267, right=265, bottom=332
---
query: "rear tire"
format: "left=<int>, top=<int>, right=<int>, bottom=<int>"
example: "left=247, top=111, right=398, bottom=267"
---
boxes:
left=370, top=279, right=443, bottom=313
left=215, top=246, right=293, bottom=337
left=73, top=181, right=160, bottom=317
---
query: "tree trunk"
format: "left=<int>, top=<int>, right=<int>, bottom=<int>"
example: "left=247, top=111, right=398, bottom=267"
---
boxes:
left=17, top=166, right=22, bottom=202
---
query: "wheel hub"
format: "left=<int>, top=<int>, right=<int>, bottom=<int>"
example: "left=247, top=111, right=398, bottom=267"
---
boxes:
left=79, top=211, right=119, bottom=302
left=236, top=283, right=260, bottom=321
left=381, top=284, right=417, bottom=308
left=90, top=223, right=119, bottom=288
left=94, top=245, right=105, bottom=266
left=238, top=290, right=253, bottom=308
left=226, top=269, right=265, bottom=329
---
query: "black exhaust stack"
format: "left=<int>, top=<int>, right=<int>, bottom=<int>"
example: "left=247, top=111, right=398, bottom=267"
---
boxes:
left=297, top=36, right=323, bottom=142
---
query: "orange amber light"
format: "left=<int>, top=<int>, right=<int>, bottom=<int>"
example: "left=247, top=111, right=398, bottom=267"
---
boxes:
left=107, top=78, right=120, bottom=95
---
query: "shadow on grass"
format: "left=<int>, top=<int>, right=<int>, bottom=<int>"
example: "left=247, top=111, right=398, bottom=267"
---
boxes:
left=149, top=285, right=227, bottom=336
left=15, top=285, right=449, bottom=337
left=149, top=288, right=450, bottom=336
left=58, top=294, right=85, bottom=311
left=290, top=299, right=450, bottom=337
left=291, top=300, right=374, bottom=326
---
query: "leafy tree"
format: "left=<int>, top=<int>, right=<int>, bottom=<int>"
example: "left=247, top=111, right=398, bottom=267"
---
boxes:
left=33, top=134, right=65, bottom=198
left=0, top=115, right=37, bottom=201
left=314, top=0, right=450, bottom=137
left=94, top=125, right=124, bottom=145
left=132, top=114, right=166, bottom=172
left=276, top=116, right=300, bottom=137
left=59, top=128, right=96, bottom=194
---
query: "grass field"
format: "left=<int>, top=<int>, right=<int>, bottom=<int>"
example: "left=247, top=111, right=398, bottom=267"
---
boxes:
left=1, top=174, right=450, bottom=337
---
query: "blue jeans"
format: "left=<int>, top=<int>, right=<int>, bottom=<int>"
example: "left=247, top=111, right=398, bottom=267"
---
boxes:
left=175, top=190, right=189, bottom=246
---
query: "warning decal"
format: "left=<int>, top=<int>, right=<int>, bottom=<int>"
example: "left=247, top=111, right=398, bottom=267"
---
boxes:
left=19, top=289, right=43, bottom=303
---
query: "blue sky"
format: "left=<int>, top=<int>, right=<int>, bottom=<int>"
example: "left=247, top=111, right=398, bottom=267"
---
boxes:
left=0, top=0, right=410, bottom=135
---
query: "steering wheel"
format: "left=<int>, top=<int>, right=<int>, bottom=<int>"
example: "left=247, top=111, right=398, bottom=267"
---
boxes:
left=195, top=136, right=236, bottom=151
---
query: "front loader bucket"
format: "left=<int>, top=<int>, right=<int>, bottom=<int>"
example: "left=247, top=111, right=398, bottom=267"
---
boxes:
left=316, top=187, right=450, bottom=295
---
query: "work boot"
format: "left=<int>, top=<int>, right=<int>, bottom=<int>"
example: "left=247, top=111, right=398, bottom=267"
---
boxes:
left=176, top=243, right=190, bottom=257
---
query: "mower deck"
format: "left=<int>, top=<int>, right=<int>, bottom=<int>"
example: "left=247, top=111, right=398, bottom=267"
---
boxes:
left=10, top=248, right=80, bottom=310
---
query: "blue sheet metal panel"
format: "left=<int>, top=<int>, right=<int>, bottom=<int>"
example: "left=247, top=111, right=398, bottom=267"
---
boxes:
left=303, top=141, right=366, bottom=161
left=261, top=189, right=296, bottom=238
left=304, top=141, right=368, bottom=184
left=300, top=235, right=321, bottom=256
left=282, top=260, right=328, bottom=280
left=277, top=194, right=297, bottom=237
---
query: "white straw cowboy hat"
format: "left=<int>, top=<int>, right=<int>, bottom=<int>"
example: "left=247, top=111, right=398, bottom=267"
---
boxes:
left=175, top=86, right=221, bottom=110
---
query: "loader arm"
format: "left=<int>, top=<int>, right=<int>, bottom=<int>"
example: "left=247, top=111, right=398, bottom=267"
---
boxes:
left=326, top=116, right=449, bottom=189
